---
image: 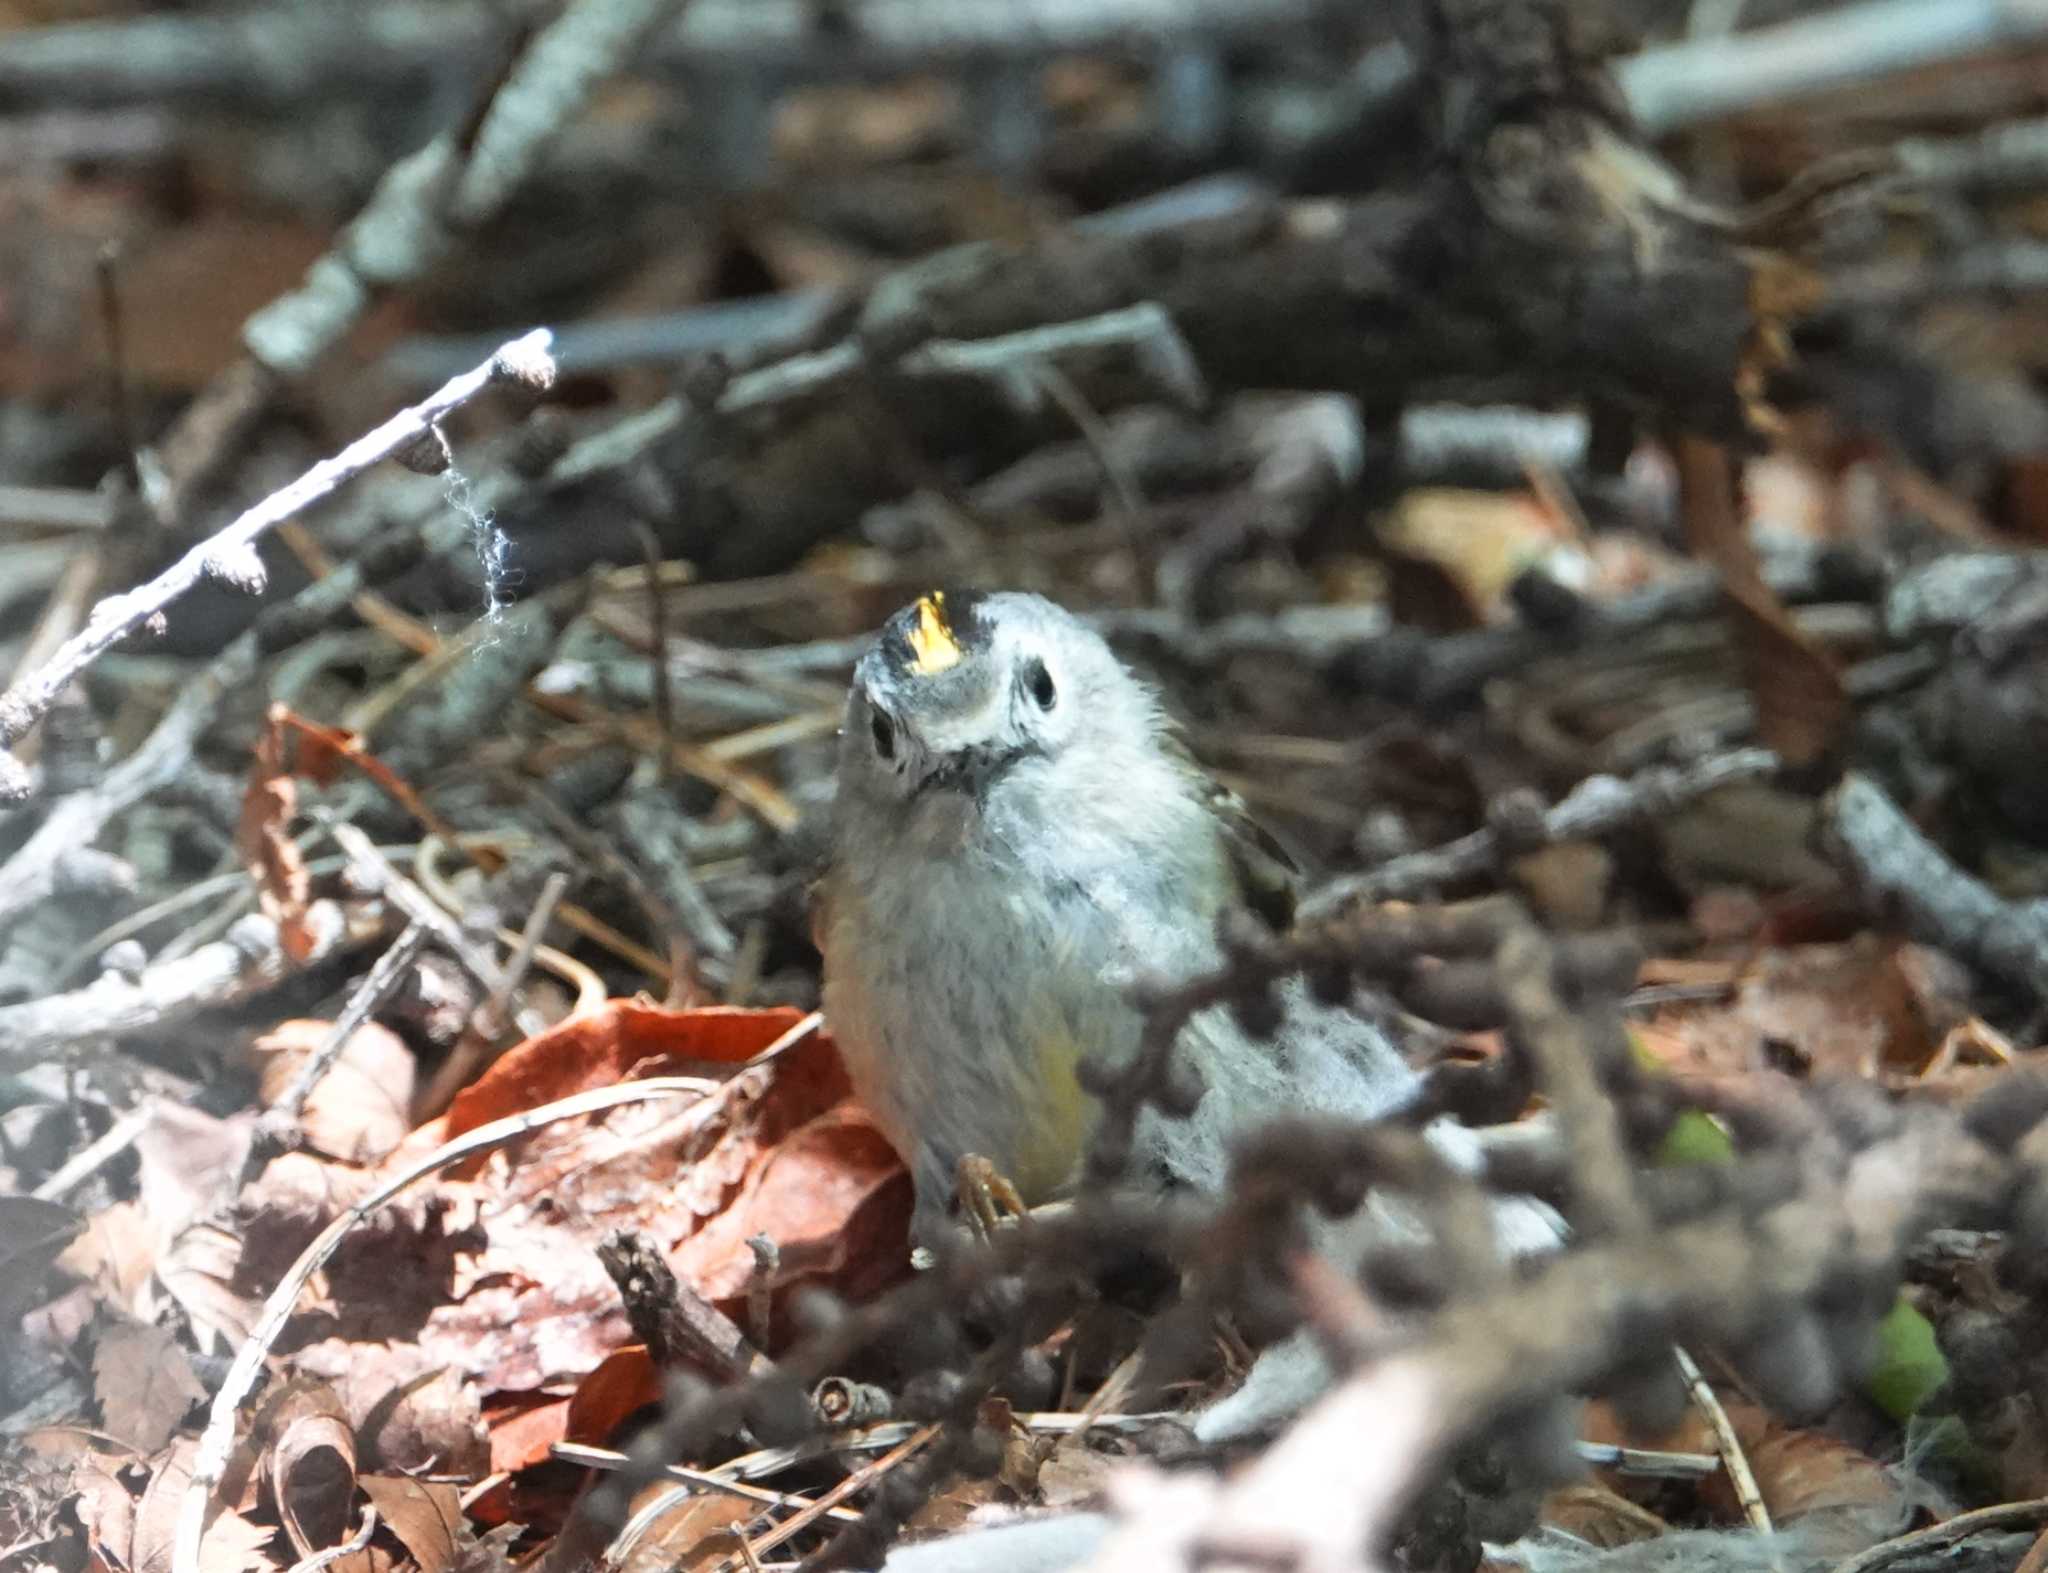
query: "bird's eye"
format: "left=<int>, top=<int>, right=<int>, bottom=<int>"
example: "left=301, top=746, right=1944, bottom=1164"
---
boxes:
left=870, top=707, right=897, bottom=761
left=1024, top=657, right=1057, bottom=711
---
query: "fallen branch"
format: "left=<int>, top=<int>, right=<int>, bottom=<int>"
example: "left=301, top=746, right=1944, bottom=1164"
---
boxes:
left=0, top=900, right=354, bottom=1072
left=1299, top=749, right=1782, bottom=923
left=0, top=331, right=556, bottom=794
left=0, top=633, right=255, bottom=931
left=1823, top=772, right=2048, bottom=1004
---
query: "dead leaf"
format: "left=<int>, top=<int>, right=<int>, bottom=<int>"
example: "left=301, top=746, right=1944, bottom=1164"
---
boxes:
left=93, top=1321, right=205, bottom=1454
left=337, top=1367, right=488, bottom=1477
left=614, top=1485, right=752, bottom=1573
left=486, top=1396, right=573, bottom=1476
left=1675, top=436, right=1846, bottom=769
left=359, top=1475, right=465, bottom=1573
left=675, top=1100, right=911, bottom=1302
left=1380, top=488, right=1579, bottom=623
left=437, top=1005, right=813, bottom=1143
left=1540, top=1482, right=1669, bottom=1547
left=1639, top=938, right=1946, bottom=1081
left=258, top=1380, right=358, bottom=1561
left=1582, top=1396, right=1899, bottom=1527
left=135, top=1102, right=253, bottom=1247
left=155, top=1220, right=260, bottom=1357
left=564, top=1346, right=661, bottom=1448
left=57, top=1200, right=156, bottom=1315
left=71, top=1452, right=138, bottom=1571
left=251, top=1020, right=416, bottom=1164
left=235, top=706, right=445, bottom=963
left=236, top=706, right=315, bottom=963
left=133, top=1440, right=281, bottom=1573
left=184, top=1009, right=908, bottom=1476
left=1037, top=1436, right=1117, bottom=1510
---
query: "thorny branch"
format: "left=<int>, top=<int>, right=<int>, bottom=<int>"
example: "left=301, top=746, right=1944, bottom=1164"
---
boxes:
left=560, top=905, right=2042, bottom=1573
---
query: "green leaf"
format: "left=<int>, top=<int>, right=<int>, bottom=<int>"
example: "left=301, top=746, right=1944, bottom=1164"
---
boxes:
left=1655, top=1108, right=1735, bottom=1166
left=1864, top=1293, right=1949, bottom=1422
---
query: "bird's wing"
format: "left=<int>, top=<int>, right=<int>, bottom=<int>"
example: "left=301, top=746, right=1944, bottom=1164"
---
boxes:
left=1158, top=728, right=1305, bottom=931
left=1204, top=777, right=1303, bottom=931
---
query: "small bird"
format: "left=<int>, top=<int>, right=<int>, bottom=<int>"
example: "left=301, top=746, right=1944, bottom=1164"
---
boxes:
left=818, top=590, right=1427, bottom=1248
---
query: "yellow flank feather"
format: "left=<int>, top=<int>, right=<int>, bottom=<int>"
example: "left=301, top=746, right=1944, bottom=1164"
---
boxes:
left=1008, top=1013, right=1089, bottom=1202
left=906, top=592, right=962, bottom=675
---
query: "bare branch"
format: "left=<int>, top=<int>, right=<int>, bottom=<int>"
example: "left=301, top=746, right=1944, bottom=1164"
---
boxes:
left=0, top=331, right=555, bottom=789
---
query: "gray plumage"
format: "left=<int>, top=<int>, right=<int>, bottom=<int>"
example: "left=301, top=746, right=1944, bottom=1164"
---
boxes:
left=819, top=590, right=1424, bottom=1245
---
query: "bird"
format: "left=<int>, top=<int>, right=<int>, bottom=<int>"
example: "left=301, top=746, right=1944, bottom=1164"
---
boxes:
left=816, top=589, right=1431, bottom=1249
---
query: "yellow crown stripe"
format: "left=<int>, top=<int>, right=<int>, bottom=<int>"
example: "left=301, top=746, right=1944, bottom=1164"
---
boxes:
left=906, top=592, right=962, bottom=674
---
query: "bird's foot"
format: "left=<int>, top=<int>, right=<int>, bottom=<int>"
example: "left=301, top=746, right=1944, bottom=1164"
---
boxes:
left=955, top=1152, right=1030, bottom=1243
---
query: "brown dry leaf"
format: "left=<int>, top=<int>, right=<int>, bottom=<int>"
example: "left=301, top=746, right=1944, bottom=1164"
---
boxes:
left=436, top=1005, right=814, bottom=1141
left=1380, top=488, right=1577, bottom=620
left=216, top=1009, right=907, bottom=1471
left=1675, top=436, right=1847, bottom=769
left=1541, top=1482, right=1670, bottom=1548
left=1737, top=1424, right=1901, bottom=1524
left=235, top=706, right=440, bottom=963
left=359, top=1475, right=465, bottom=1573
left=236, top=705, right=314, bottom=962
left=1036, top=1437, right=1118, bottom=1510
left=93, top=1320, right=205, bottom=1454
left=899, top=1474, right=1015, bottom=1543
left=155, top=1220, right=261, bottom=1357
left=133, top=1439, right=281, bottom=1573
left=258, top=1380, right=358, bottom=1561
left=71, top=1451, right=138, bottom=1571
left=564, top=1346, right=661, bottom=1448
left=1641, top=938, right=1944, bottom=1081
left=485, top=1396, right=574, bottom=1476
left=58, top=1200, right=156, bottom=1315
left=1583, top=1396, right=1899, bottom=1529
left=673, top=1100, right=911, bottom=1301
left=251, top=1020, right=416, bottom=1164
left=136, top=1102, right=255, bottom=1248
left=616, top=1486, right=752, bottom=1573
left=335, top=1367, right=489, bottom=1477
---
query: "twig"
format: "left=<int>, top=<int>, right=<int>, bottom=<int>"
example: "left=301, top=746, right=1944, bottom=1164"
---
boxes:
left=633, top=523, right=677, bottom=784
left=714, top=303, right=1202, bottom=418
left=152, top=0, right=686, bottom=517
left=1823, top=772, right=2048, bottom=1004
left=1618, top=0, right=2048, bottom=135
left=0, top=2, right=1342, bottom=109
left=596, top=1229, right=770, bottom=1382
left=549, top=1442, right=864, bottom=1523
left=1298, top=749, right=1782, bottom=923
left=1675, top=1345, right=1776, bottom=1543
left=94, top=243, right=146, bottom=503
left=5, top=545, right=101, bottom=770
left=0, top=900, right=354, bottom=1071
left=29, top=1102, right=155, bottom=1201
left=0, top=484, right=113, bottom=534
left=1832, top=1500, right=2048, bottom=1573
left=746, top=1234, right=778, bottom=1351
left=333, top=824, right=512, bottom=998
left=722, top=1424, right=940, bottom=1571
left=0, top=331, right=556, bottom=786
left=472, top=869, right=568, bottom=1041
left=283, top=1506, right=378, bottom=1573
left=0, top=633, right=255, bottom=930
left=171, top=1072, right=728, bottom=1573
left=268, top=921, right=429, bottom=1126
